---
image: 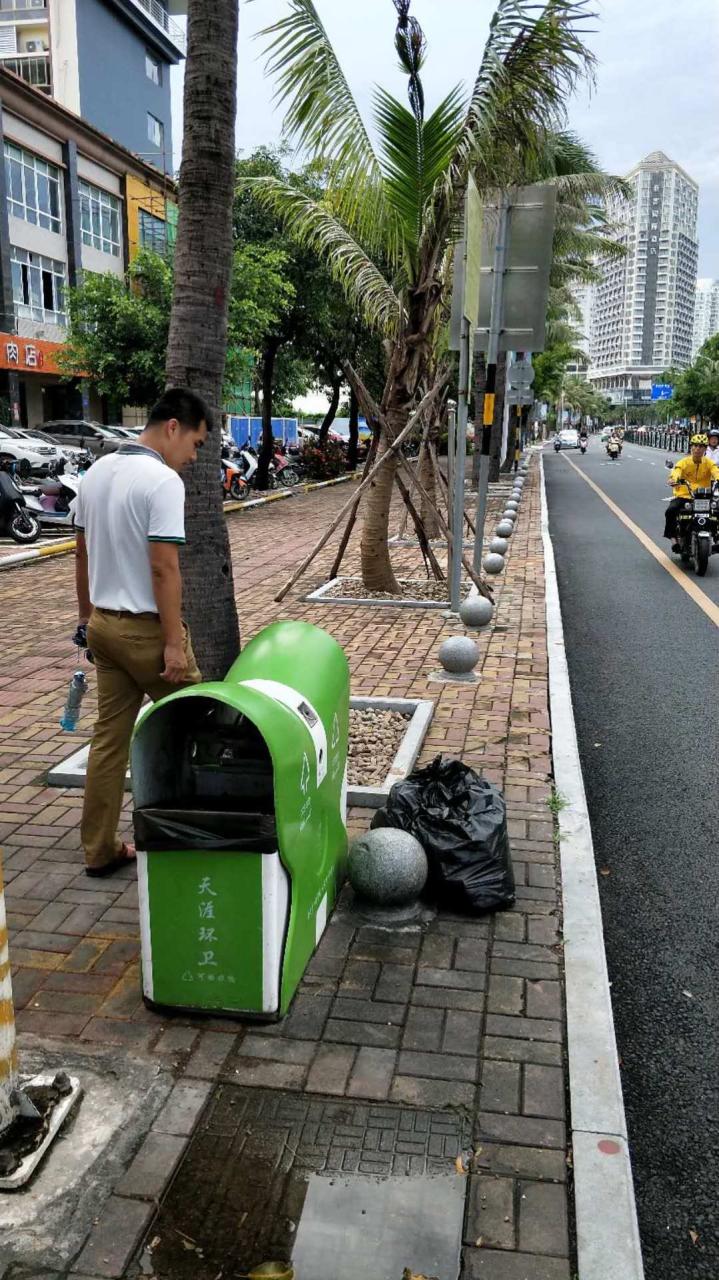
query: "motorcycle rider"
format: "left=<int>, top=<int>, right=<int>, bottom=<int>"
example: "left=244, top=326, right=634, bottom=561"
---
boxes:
left=706, top=426, right=719, bottom=464
left=664, top=433, right=719, bottom=550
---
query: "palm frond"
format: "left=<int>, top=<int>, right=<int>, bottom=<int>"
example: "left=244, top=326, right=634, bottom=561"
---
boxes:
left=452, top=0, right=597, bottom=189
left=253, top=0, right=389, bottom=251
left=374, top=84, right=466, bottom=270
left=241, top=176, right=403, bottom=337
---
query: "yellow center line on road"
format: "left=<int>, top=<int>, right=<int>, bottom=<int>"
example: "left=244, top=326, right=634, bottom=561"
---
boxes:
left=561, top=453, right=719, bottom=629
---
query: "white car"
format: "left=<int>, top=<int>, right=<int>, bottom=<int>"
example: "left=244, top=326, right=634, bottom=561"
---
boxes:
left=555, top=428, right=580, bottom=449
left=0, top=426, right=61, bottom=475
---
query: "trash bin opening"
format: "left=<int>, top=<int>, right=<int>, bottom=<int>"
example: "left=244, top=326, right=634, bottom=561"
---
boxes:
left=132, top=695, right=275, bottom=816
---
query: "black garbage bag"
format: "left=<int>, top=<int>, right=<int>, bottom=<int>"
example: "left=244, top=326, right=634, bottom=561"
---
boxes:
left=371, top=755, right=515, bottom=913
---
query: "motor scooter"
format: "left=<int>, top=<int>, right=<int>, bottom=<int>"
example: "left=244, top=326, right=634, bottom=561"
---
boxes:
left=0, top=460, right=40, bottom=543
left=23, top=471, right=82, bottom=530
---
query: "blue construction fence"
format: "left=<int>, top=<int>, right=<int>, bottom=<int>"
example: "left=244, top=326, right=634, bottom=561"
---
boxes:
left=227, top=416, right=299, bottom=448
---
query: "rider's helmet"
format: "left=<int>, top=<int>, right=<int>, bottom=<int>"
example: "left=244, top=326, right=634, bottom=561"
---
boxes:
left=690, top=433, right=709, bottom=446
left=707, top=427, right=719, bottom=439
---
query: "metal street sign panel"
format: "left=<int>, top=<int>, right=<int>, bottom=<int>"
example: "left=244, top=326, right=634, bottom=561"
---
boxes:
left=651, top=384, right=674, bottom=400
left=473, top=184, right=557, bottom=354
left=507, top=363, right=535, bottom=389
left=506, top=389, right=535, bottom=406
left=449, top=176, right=482, bottom=350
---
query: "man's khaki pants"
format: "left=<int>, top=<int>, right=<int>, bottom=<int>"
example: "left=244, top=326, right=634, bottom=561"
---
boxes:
left=81, top=609, right=201, bottom=870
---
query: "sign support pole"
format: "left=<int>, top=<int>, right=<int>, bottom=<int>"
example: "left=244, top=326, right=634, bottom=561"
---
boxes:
left=474, top=193, right=509, bottom=572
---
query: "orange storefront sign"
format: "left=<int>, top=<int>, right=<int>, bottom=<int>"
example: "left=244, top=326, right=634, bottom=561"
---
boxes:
left=0, top=332, right=64, bottom=375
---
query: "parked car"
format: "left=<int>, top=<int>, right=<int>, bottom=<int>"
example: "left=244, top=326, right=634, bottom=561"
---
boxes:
left=0, top=426, right=61, bottom=475
left=554, top=428, right=580, bottom=450
left=41, top=420, right=121, bottom=457
left=15, top=427, right=86, bottom=468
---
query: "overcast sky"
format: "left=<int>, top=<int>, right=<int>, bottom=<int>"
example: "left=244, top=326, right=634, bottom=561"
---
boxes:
left=172, top=0, right=719, bottom=274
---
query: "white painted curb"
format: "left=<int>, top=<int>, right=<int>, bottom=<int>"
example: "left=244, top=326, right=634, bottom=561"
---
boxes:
left=539, top=453, right=645, bottom=1280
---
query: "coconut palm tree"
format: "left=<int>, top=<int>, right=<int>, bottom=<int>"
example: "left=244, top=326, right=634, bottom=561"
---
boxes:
left=165, top=0, right=241, bottom=678
left=247, top=0, right=598, bottom=592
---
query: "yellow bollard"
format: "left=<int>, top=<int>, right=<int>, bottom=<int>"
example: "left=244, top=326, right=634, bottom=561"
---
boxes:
left=0, top=853, right=18, bottom=1136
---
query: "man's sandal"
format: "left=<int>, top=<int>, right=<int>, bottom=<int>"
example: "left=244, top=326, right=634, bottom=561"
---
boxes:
left=86, top=843, right=137, bottom=878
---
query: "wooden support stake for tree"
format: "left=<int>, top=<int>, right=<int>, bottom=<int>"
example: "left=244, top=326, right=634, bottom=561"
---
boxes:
left=394, top=451, right=492, bottom=600
left=329, top=432, right=379, bottom=581
left=394, top=471, right=445, bottom=581
left=431, top=443, right=476, bottom=536
left=274, top=378, right=448, bottom=603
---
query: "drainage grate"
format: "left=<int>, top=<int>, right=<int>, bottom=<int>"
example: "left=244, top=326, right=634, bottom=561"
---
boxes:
left=139, top=1086, right=470, bottom=1280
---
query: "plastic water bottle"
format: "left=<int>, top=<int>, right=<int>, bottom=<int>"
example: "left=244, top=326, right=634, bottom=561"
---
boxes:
left=60, top=671, right=89, bottom=732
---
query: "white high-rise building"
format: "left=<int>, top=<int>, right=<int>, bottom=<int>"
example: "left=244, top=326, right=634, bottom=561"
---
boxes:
left=588, top=152, right=698, bottom=407
left=692, top=279, right=719, bottom=355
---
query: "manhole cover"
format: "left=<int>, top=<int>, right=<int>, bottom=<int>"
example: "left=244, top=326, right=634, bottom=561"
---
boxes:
left=140, top=1086, right=470, bottom=1280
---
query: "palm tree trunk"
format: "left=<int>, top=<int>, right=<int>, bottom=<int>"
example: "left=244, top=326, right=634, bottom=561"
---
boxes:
left=472, top=353, right=487, bottom=487
left=419, top=426, right=440, bottom=538
left=489, top=352, right=508, bottom=483
left=347, top=387, right=359, bottom=469
left=256, top=337, right=279, bottom=489
left=165, top=0, right=240, bottom=681
left=319, top=376, right=341, bottom=443
left=360, top=429, right=400, bottom=592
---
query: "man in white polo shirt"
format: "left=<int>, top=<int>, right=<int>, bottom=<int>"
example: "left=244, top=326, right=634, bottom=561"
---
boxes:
left=74, top=388, right=210, bottom=877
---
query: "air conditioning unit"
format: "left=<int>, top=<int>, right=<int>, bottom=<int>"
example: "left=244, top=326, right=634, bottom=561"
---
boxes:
left=26, top=42, right=40, bottom=53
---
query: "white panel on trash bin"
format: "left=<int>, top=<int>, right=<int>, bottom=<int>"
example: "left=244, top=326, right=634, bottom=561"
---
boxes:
left=315, top=893, right=328, bottom=945
left=136, top=852, right=154, bottom=1001
left=261, top=851, right=290, bottom=1013
left=239, top=679, right=328, bottom=787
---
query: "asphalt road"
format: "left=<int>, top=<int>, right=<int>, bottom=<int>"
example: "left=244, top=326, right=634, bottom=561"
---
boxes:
left=544, top=440, right=719, bottom=1280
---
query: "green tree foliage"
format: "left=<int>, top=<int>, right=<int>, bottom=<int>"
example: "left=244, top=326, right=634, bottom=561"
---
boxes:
left=59, top=250, right=172, bottom=410
left=672, top=335, right=719, bottom=424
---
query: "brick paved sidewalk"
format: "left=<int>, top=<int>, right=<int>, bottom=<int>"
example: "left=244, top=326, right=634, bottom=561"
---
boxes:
left=0, top=457, right=569, bottom=1280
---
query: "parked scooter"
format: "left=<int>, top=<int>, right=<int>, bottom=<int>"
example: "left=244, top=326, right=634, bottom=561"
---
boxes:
left=23, top=471, right=82, bottom=530
left=0, top=460, right=40, bottom=543
left=272, top=445, right=302, bottom=487
left=221, top=456, right=249, bottom=501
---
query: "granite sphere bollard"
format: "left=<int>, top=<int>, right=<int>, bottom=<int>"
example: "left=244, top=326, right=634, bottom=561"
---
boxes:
left=483, top=552, right=505, bottom=575
left=502, top=510, right=517, bottom=523
left=439, top=635, right=480, bottom=674
left=505, top=499, right=519, bottom=512
left=496, top=519, right=514, bottom=538
left=348, top=829, right=428, bottom=906
left=489, top=535, right=509, bottom=555
left=459, top=594, right=494, bottom=629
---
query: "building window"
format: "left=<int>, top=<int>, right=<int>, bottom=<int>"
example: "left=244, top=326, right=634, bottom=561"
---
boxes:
left=147, top=113, right=164, bottom=149
left=10, top=246, right=66, bottom=326
left=145, top=50, right=161, bottom=85
left=139, top=208, right=167, bottom=257
left=79, top=180, right=121, bottom=256
left=4, top=141, right=61, bottom=233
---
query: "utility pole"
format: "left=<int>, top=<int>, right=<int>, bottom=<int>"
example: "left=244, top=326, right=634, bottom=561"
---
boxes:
left=474, top=192, right=509, bottom=572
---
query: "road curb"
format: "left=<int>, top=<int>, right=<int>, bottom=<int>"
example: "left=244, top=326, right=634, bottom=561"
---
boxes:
left=539, top=452, right=645, bottom=1280
left=0, top=472, right=361, bottom=573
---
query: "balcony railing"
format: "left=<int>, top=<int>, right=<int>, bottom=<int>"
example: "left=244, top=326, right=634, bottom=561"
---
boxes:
left=1, top=53, right=51, bottom=90
left=0, top=1, right=47, bottom=12
left=128, top=0, right=186, bottom=52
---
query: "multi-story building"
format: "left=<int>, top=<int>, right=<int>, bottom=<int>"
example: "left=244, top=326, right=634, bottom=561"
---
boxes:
left=0, top=64, right=176, bottom=426
left=588, top=151, right=699, bottom=407
left=692, top=278, right=719, bottom=356
left=0, top=1, right=187, bottom=174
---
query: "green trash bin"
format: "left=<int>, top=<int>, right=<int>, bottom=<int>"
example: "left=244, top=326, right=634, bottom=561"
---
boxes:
left=130, top=620, right=349, bottom=1020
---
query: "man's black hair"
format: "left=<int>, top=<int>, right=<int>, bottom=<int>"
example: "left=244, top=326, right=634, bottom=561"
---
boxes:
left=147, top=388, right=213, bottom=432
